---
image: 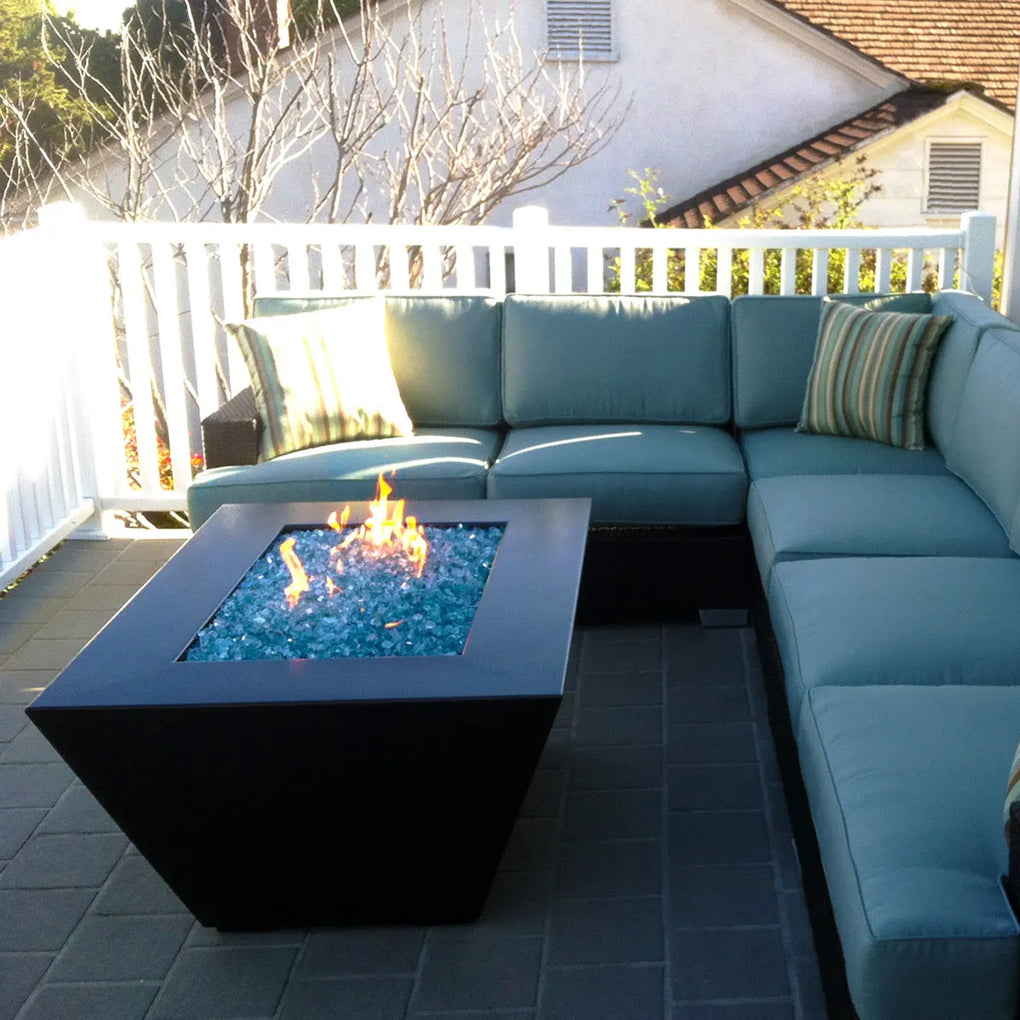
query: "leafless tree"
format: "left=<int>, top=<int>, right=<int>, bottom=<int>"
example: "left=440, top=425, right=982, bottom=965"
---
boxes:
left=2, top=0, right=623, bottom=233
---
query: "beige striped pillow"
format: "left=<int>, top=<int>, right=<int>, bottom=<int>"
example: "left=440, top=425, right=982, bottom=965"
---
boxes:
left=797, top=299, right=952, bottom=450
left=227, top=300, right=412, bottom=461
left=1006, top=741, right=1020, bottom=838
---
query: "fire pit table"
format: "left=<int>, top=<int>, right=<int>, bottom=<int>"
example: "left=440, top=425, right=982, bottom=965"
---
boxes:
left=27, top=497, right=589, bottom=928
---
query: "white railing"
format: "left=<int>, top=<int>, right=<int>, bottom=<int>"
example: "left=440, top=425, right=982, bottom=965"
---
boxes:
left=0, top=202, right=997, bottom=588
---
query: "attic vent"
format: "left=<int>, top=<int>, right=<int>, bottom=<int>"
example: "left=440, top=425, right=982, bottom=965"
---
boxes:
left=925, top=142, right=982, bottom=213
left=547, top=0, right=615, bottom=59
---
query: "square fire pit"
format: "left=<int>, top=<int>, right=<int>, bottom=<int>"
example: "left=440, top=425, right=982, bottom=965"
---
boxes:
left=27, top=498, right=589, bottom=928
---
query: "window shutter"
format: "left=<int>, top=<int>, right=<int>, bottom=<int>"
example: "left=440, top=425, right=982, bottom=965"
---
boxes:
left=547, top=0, right=614, bottom=58
left=926, top=142, right=982, bottom=213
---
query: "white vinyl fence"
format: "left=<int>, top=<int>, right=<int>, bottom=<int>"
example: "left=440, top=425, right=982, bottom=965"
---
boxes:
left=0, top=202, right=998, bottom=589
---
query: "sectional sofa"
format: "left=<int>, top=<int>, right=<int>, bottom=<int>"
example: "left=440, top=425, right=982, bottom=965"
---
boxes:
left=188, top=289, right=1020, bottom=1019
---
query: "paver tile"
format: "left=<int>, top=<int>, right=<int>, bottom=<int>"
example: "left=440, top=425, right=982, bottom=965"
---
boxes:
left=539, top=964, right=664, bottom=1020
left=91, top=854, right=188, bottom=916
left=10, top=571, right=94, bottom=600
left=671, top=927, right=791, bottom=1000
left=670, top=864, right=780, bottom=928
left=0, top=832, right=126, bottom=888
left=16, top=983, right=157, bottom=1020
left=0, top=625, right=40, bottom=658
left=555, top=838, right=662, bottom=899
left=667, top=763, right=764, bottom=811
left=36, top=610, right=118, bottom=640
left=37, top=785, right=117, bottom=834
left=48, top=914, right=191, bottom=982
left=0, top=888, right=94, bottom=951
left=0, top=762, right=73, bottom=808
left=150, top=945, right=297, bottom=1019
left=0, top=951, right=52, bottom=1020
left=414, top=935, right=541, bottom=1011
left=579, top=670, right=663, bottom=705
left=581, top=639, right=661, bottom=673
left=63, top=585, right=139, bottom=614
left=574, top=704, right=663, bottom=746
left=669, top=810, right=772, bottom=866
left=0, top=706, right=27, bottom=743
left=1, top=724, right=62, bottom=764
left=279, top=977, right=412, bottom=1020
left=0, top=597, right=67, bottom=626
left=4, top=640, right=88, bottom=671
left=0, top=807, right=47, bottom=859
left=568, top=744, right=663, bottom=790
left=547, top=895, right=664, bottom=964
left=295, top=928, right=424, bottom=977
left=0, top=671, right=57, bottom=705
left=667, top=722, right=757, bottom=764
left=563, top=788, right=662, bottom=840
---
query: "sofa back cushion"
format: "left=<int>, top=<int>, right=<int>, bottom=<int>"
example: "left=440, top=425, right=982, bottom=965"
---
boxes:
left=501, top=294, right=730, bottom=426
left=945, top=327, right=1020, bottom=550
left=732, top=293, right=932, bottom=429
left=928, top=291, right=1019, bottom=453
left=252, top=294, right=502, bottom=428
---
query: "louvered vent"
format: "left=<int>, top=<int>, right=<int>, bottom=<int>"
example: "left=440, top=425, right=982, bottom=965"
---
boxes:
left=547, top=0, right=614, bottom=58
left=926, top=142, right=982, bottom=212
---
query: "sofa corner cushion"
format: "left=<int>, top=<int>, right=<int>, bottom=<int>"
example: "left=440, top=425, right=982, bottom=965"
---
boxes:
left=738, top=427, right=949, bottom=481
left=747, top=473, right=1011, bottom=584
left=944, top=328, right=1020, bottom=549
left=501, top=294, right=731, bottom=426
left=927, top=291, right=1019, bottom=452
left=187, top=428, right=501, bottom=529
left=731, top=293, right=932, bottom=430
left=768, top=556, right=1020, bottom=717
left=486, top=424, right=747, bottom=525
left=252, top=293, right=503, bottom=428
left=798, top=684, right=1020, bottom=1020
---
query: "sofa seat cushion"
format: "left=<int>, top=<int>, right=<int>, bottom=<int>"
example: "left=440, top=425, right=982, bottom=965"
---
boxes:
left=748, top=473, right=1010, bottom=584
left=769, top=556, right=1020, bottom=717
left=739, top=427, right=949, bottom=481
left=187, top=428, right=501, bottom=529
left=486, top=425, right=746, bottom=525
left=798, top=685, right=1020, bottom=1020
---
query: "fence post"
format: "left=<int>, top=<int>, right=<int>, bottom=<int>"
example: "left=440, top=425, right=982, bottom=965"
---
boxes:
left=511, top=206, right=551, bottom=293
left=960, top=211, right=997, bottom=304
left=38, top=202, right=122, bottom=536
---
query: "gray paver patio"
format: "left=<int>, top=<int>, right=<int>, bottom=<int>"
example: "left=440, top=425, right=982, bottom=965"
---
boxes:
left=0, top=538, right=829, bottom=1019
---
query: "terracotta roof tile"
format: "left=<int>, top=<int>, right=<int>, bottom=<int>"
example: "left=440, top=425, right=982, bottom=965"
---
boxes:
left=769, top=0, right=1020, bottom=108
left=659, top=87, right=951, bottom=228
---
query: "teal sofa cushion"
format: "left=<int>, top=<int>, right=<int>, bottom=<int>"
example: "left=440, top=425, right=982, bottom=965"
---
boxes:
left=945, top=328, right=1020, bottom=551
left=798, top=685, right=1020, bottom=1020
left=769, top=556, right=1020, bottom=717
left=187, top=428, right=501, bottom=529
left=739, top=427, right=949, bottom=480
left=486, top=424, right=746, bottom=525
left=501, top=295, right=731, bottom=426
left=928, top=291, right=1018, bottom=453
left=748, top=474, right=1010, bottom=584
left=252, top=294, right=502, bottom=428
left=731, top=293, right=932, bottom=429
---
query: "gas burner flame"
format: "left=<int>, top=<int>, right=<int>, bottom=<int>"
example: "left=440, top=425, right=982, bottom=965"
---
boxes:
left=279, top=474, right=429, bottom=611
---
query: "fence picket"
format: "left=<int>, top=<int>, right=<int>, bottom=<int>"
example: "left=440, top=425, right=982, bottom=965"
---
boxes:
left=843, top=249, right=860, bottom=294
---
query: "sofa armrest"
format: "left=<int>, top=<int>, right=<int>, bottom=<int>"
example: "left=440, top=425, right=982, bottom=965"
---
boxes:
left=201, top=388, right=261, bottom=468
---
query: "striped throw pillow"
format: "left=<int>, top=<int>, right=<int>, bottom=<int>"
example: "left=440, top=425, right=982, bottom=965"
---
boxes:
left=1006, top=740, right=1020, bottom=838
left=797, top=299, right=952, bottom=450
left=227, top=300, right=412, bottom=461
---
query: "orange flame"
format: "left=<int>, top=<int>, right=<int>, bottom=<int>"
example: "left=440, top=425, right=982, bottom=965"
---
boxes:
left=279, top=537, right=310, bottom=608
left=352, top=474, right=429, bottom=578
left=280, top=474, right=428, bottom=609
